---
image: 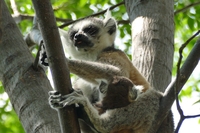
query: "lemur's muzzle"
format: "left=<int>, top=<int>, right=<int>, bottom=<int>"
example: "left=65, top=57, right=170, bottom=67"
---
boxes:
left=74, top=33, right=93, bottom=48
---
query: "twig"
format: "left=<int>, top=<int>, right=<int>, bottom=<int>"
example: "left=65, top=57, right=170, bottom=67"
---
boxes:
left=175, top=30, right=200, bottom=95
left=117, top=20, right=129, bottom=25
left=32, top=42, right=43, bottom=70
left=175, top=114, right=200, bottom=133
left=15, top=15, right=129, bottom=26
left=59, top=1, right=125, bottom=28
left=10, top=0, right=20, bottom=16
left=175, top=1, right=200, bottom=15
left=185, top=114, right=200, bottom=119
left=10, top=1, right=127, bottom=26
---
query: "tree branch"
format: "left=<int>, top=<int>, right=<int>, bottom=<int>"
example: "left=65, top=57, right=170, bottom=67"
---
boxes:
left=10, top=1, right=127, bottom=26
left=152, top=33, right=200, bottom=132
left=174, top=1, right=200, bottom=15
left=31, top=0, right=80, bottom=132
left=174, top=30, right=200, bottom=133
left=58, top=1, right=125, bottom=28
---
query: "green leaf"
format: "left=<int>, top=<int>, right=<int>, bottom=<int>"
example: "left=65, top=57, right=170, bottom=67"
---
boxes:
left=80, top=0, right=87, bottom=7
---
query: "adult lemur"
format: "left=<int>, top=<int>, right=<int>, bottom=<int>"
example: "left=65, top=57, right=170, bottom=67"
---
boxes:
left=48, top=11, right=174, bottom=133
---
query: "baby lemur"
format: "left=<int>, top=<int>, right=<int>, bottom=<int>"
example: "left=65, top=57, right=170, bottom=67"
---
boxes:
left=94, top=76, right=137, bottom=115
left=48, top=11, right=173, bottom=133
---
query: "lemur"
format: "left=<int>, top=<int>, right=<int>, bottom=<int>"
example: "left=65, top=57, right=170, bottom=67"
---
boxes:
left=57, top=10, right=150, bottom=102
left=93, top=76, right=137, bottom=115
left=47, top=11, right=174, bottom=133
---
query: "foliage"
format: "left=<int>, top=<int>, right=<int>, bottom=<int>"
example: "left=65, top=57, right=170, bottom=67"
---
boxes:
left=1, top=0, right=200, bottom=132
left=174, top=0, right=200, bottom=100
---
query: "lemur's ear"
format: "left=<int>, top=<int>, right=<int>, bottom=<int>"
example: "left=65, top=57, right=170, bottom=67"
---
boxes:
left=99, top=79, right=109, bottom=94
left=103, top=9, right=117, bottom=35
left=58, top=28, right=71, bottom=46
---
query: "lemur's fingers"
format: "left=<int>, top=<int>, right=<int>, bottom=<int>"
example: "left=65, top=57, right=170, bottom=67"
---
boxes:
left=62, top=90, right=86, bottom=106
left=63, top=95, right=87, bottom=106
left=60, top=96, right=79, bottom=106
left=48, top=90, right=86, bottom=109
left=49, top=91, right=61, bottom=97
left=61, top=89, right=83, bottom=99
left=39, top=44, right=49, bottom=66
left=48, top=91, right=64, bottom=109
left=49, top=101, right=65, bottom=109
left=49, top=91, right=62, bottom=101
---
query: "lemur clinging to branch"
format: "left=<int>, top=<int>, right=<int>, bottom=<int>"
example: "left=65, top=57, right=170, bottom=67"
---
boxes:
left=46, top=10, right=173, bottom=133
left=57, top=10, right=150, bottom=100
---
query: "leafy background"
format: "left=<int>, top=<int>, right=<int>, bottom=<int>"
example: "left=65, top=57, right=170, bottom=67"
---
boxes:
left=1, top=0, right=200, bottom=132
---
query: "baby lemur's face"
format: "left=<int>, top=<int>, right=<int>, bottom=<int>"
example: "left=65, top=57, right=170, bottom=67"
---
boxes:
left=67, top=17, right=117, bottom=53
left=95, top=76, right=137, bottom=113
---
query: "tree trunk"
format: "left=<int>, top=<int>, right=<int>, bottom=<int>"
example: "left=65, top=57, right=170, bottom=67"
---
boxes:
left=124, top=0, right=174, bottom=133
left=0, top=1, right=61, bottom=132
left=125, top=0, right=174, bottom=92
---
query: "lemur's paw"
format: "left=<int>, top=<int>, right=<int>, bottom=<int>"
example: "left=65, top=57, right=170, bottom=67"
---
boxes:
left=39, top=44, right=49, bottom=66
left=48, top=90, right=86, bottom=109
left=49, top=91, right=64, bottom=109
left=62, top=89, right=87, bottom=106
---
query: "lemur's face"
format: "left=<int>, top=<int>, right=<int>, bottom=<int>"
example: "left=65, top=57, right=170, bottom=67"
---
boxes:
left=67, top=17, right=116, bottom=52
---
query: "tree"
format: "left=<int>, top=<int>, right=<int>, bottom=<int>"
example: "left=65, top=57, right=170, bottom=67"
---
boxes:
left=125, top=1, right=174, bottom=132
left=1, top=0, right=200, bottom=133
left=1, top=0, right=62, bottom=132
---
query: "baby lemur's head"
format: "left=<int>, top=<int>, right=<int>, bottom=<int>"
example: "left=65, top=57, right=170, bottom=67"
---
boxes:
left=59, top=11, right=117, bottom=60
left=95, top=76, right=138, bottom=114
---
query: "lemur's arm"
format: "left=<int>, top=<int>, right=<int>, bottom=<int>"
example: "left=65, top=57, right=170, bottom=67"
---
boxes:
left=67, top=50, right=151, bottom=91
left=67, top=59, right=121, bottom=83
left=49, top=90, right=110, bottom=132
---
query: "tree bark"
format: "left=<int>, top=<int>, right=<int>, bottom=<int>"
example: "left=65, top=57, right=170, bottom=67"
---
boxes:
left=124, top=0, right=174, bottom=133
left=0, top=1, right=61, bottom=132
left=125, top=0, right=174, bottom=92
left=31, top=0, right=80, bottom=132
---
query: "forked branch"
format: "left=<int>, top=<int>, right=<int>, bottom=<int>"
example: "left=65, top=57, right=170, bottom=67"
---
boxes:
left=152, top=31, right=200, bottom=132
left=175, top=31, right=200, bottom=132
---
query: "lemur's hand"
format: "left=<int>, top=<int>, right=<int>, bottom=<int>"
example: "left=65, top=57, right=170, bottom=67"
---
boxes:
left=48, top=89, right=86, bottom=110
left=39, top=44, right=49, bottom=66
left=48, top=91, right=64, bottom=109
left=40, top=44, right=70, bottom=66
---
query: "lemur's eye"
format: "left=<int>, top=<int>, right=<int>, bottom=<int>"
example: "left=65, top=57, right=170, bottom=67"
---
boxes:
left=69, top=31, right=77, bottom=40
left=83, top=25, right=99, bottom=37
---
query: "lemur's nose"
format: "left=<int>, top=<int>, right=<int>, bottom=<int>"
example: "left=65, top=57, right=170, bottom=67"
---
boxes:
left=74, top=33, right=83, bottom=40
